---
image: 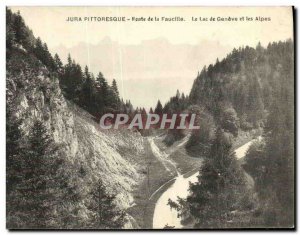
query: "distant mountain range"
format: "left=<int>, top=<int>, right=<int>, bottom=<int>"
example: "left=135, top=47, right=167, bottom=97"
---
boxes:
left=51, top=37, right=231, bottom=109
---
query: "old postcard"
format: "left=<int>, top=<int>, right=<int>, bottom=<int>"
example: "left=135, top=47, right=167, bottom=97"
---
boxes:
left=6, top=6, right=294, bottom=229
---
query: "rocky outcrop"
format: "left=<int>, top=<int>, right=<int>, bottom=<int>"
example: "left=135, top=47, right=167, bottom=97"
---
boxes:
left=7, top=47, right=146, bottom=228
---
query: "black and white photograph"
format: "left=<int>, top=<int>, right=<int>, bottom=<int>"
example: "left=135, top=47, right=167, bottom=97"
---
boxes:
left=5, top=4, right=295, bottom=230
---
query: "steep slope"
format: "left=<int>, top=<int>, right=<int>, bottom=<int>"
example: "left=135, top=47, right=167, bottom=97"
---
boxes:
left=7, top=46, right=146, bottom=228
left=189, top=41, right=293, bottom=128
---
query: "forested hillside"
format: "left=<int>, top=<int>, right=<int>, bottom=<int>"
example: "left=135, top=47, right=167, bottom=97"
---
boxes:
left=161, top=39, right=293, bottom=148
left=242, top=42, right=294, bottom=226
left=190, top=41, right=293, bottom=126
left=166, top=40, right=294, bottom=227
left=7, top=9, right=134, bottom=119
left=6, top=7, right=294, bottom=230
left=6, top=8, right=147, bottom=229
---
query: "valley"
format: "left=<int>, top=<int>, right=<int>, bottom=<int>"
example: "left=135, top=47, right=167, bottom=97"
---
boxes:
left=6, top=7, right=294, bottom=229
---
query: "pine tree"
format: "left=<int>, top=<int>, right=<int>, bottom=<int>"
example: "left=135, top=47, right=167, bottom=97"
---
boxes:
left=176, top=89, right=180, bottom=98
left=67, top=53, right=72, bottom=66
left=154, top=100, right=163, bottom=115
left=87, top=180, right=126, bottom=229
left=6, top=106, right=24, bottom=195
left=125, top=100, right=133, bottom=114
left=53, top=53, right=63, bottom=72
left=8, top=121, right=64, bottom=228
left=60, top=56, right=84, bottom=101
left=6, top=8, right=16, bottom=48
left=97, top=72, right=108, bottom=92
left=110, top=79, right=120, bottom=110
left=80, top=66, right=96, bottom=113
left=112, top=79, right=119, bottom=97
left=12, top=11, right=28, bottom=46
left=34, top=37, right=44, bottom=60
left=169, top=129, right=250, bottom=228
left=96, top=72, right=109, bottom=109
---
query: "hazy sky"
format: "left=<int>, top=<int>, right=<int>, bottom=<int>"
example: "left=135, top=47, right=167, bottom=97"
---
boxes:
left=10, top=6, right=293, bottom=109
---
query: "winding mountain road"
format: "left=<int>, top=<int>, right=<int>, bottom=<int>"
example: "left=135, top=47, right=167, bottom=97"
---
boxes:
left=151, top=136, right=261, bottom=229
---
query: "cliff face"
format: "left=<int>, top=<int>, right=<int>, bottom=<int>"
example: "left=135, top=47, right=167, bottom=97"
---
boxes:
left=7, top=47, right=146, bottom=228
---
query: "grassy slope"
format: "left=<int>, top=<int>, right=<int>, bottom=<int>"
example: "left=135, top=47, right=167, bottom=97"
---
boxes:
left=127, top=139, right=176, bottom=229
left=128, top=135, right=203, bottom=229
